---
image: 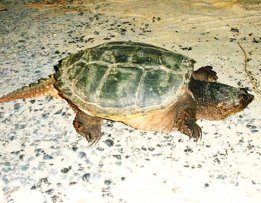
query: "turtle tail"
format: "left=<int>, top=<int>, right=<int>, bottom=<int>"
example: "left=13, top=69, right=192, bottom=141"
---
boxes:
left=0, top=75, right=59, bottom=103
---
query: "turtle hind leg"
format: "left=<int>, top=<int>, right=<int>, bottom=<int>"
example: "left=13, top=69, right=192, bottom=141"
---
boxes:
left=192, top=66, right=218, bottom=82
left=73, top=111, right=103, bottom=145
left=175, top=93, right=202, bottom=141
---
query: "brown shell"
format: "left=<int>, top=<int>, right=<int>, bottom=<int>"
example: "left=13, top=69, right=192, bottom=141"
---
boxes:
left=54, top=41, right=195, bottom=118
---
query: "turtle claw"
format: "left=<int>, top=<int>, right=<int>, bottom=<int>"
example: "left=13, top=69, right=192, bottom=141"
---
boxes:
left=73, top=111, right=103, bottom=145
left=193, top=66, right=218, bottom=82
left=182, top=120, right=202, bottom=142
left=187, top=122, right=202, bottom=142
left=87, top=128, right=103, bottom=146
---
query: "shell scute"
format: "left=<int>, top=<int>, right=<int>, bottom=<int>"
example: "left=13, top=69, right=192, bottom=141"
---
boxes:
left=132, top=47, right=161, bottom=65
left=100, top=65, right=143, bottom=108
left=67, top=61, right=86, bottom=80
left=137, top=69, right=182, bottom=107
left=75, top=63, right=108, bottom=102
left=66, top=50, right=85, bottom=66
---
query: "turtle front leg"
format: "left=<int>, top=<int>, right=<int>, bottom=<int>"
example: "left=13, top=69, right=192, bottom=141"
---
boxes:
left=73, top=111, right=103, bottom=145
left=192, top=66, right=218, bottom=82
left=174, top=93, right=202, bottom=141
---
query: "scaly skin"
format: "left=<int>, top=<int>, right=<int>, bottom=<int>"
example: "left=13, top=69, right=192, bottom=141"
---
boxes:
left=189, top=78, right=254, bottom=120
left=0, top=75, right=59, bottom=103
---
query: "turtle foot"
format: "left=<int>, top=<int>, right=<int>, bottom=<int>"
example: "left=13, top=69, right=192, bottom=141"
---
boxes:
left=193, top=66, right=218, bottom=82
left=182, top=120, right=202, bottom=142
left=73, top=111, right=103, bottom=145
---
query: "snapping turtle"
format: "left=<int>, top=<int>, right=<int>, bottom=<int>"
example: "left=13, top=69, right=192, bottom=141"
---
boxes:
left=0, top=41, right=254, bottom=144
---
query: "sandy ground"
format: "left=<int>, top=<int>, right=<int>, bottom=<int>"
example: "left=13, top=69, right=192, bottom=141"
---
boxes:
left=0, top=0, right=260, bottom=202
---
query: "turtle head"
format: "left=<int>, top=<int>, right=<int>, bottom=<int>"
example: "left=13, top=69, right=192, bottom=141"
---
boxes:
left=237, top=87, right=254, bottom=109
left=219, top=87, right=254, bottom=118
left=189, top=80, right=254, bottom=120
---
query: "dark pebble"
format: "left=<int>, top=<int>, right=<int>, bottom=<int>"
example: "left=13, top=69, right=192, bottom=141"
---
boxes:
left=252, top=38, right=259, bottom=43
left=78, top=151, right=86, bottom=158
left=82, top=173, right=91, bottom=182
left=45, top=189, right=54, bottom=194
left=104, top=139, right=114, bottom=147
left=15, top=124, right=26, bottom=130
left=51, top=195, right=58, bottom=202
left=217, top=174, right=227, bottom=180
left=184, top=146, right=193, bottom=153
left=246, top=124, right=257, bottom=129
left=112, top=154, right=121, bottom=160
left=104, top=179, right=112, bottom=185
left=96, top=147, right=104, bottom=151
left=204, top=183, right=209, bottom=187
left=122, top=21, right=131, bottom=25
left=35, top=148, right=44, bottom=157
left=152, top=153, right=162, bottom=156
left=61, top=167, right=71, bottom=174
left=181, top=47, right=192, bottom=51
left=14, top=103, right=20, bottom=110
left=54, top=109, right=63, bottom=115
left=72, top=145, right=78, bottom=151
left=41, top=112, right=49, bottom=119
left=19, top=154, right=24, bottom=160
left=230, top=27, right=239, bottom=32
left=29, top=99, right=36, bottom=104
left=43, top=154, right=53, bottom=160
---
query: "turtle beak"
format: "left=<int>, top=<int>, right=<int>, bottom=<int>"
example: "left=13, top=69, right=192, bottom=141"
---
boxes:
left=239, top=88, right=254, bottom=108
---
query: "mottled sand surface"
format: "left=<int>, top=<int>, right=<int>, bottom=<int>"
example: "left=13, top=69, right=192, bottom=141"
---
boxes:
left=0, top=0, right=260, bottom=202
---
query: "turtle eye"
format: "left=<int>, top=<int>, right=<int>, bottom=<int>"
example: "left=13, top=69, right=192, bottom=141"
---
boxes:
left=240, top=87, right=249, bottom=93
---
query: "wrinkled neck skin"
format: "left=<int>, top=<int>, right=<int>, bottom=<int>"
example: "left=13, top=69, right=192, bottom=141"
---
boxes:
left=189, top=79, right=254, bottom=120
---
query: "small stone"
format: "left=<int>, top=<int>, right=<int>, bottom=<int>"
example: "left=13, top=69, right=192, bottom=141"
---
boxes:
left=61, top=167, right=71, bottom=174
left=15, top=124, right=26, bottom=130
left=14, top=103, right=20, bottom=110
left=112, top=154, right=121, bottom=160
left=104, top=179, right=112, bottom=185
left=45, top=189, right=54, bottom=194
left=78, top=151, right=86, bottom=158
left=54, top=109, right=63, bottom=115
left=29, top=99, right=36, bottom=104
left=43, top=154, right=53, bottom=160
left=72, top=146, right=78, bottom=151
left=230, top=27, right=239, bottom=32
left=82, top=173, right=91, bottom=182
left=104, top=139, right=114, bottom=147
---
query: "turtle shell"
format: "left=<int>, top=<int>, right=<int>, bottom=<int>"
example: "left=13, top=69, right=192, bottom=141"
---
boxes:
left=54, top=41, right=195, bottom=118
